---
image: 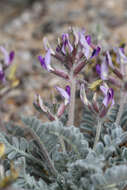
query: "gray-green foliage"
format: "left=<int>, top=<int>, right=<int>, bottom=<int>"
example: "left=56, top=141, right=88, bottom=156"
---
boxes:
left=1, top=111, right=127, bottom=190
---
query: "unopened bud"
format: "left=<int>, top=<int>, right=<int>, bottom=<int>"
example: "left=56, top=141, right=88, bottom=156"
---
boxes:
left=52, top=69, right=69, bottom=80
left=34, top=94, right=56, bottom=121
left=43, top=37, right=55, bottom=55
left=92, top=93, right=99, bottom=113
left=113, top=68, right=123, bottom=80
left=74, top=61, right=87, bottom=76
left=57, top=103, right=66, bottom=118
left=99, top=105, right=108, bottom=118
left=34, top=94, right=47, bottom=113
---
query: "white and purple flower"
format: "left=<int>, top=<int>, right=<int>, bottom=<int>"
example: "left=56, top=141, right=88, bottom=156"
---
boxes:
left=55, top=85, right=70, bottom=105
left=96, top=59, right=108, bottom=81
left=61, top=33, right=73, bottom=55
left=38, top=49, right=54, bottom=71
left=0, top=47, right=15, bottom=83
left=100, top=84, right=114, bottom=107
left=96, top=51, right=113, bottom=81
left=0, top=46, right=15, bottom=66
left=79, top=31, right=100, bottom=59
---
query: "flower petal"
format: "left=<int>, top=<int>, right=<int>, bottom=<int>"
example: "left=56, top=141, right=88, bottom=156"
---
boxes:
left=38, top=56, right=47, bottom=70
left=91, top=46, right=101, bottom=59
left=0, top=47, right=14, bottom=66
left=9, top=51, right=15, bottom=63
left=119, top=48, right=127, bottom=63
left=100, top=85, right=114, bottom=107
left=79, top=32, right=91, bottom=59
left=61, top=33, right=73, bottom=55
left=85, top=35, right=91, bottom=45
left=96, top=64, right=101, bottom=75
left=106, top=51, right=114, bottom=69
left=100, top=85, right=108, bottom=95
left=45, top=49, right=52, bottom=71
left=38, top=49, right=54, bottom=71
left=65, top=85, right=71, bottom=96
left=101, top=59, right=108, bottom=80
left=80, top=84, right=89, bottom=105
left=55, top=86, right=70, bottom=105
left=103, top=96, right=109, bottom=107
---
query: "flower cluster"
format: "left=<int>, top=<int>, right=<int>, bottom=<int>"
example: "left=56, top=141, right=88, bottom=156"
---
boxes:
left=0, top=46, right=15, bottom=83
left=36, top=28, right=101, bottom=121
left=38, top=28, right=100, bottom=78
left=35, top=27, right=127, bottom=127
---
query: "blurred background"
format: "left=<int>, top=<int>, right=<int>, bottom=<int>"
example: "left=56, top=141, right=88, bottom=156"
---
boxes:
left=0, top=0, right=127, bottom=124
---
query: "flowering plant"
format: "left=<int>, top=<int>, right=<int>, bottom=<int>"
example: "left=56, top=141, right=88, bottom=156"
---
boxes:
left=0, top=28, right=127, bottom=190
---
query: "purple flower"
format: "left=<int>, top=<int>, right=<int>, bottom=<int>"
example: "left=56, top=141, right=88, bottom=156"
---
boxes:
left=79, top=31, right=100, bottom=59
left=105, top=51, right=114, bottom=69
left=96, top=58, right=108, bottom=80
left=118, top=48, right=127, bottom=63
left=100, top=84, right=114, bottom=107
left=85, top=35, right=91, bottom=45
left=79, top=31, right=91, bottom=59
left=61, top=33, right=73, bottom=55
left=114, top=47, right=127, bottom=64
left=0, top=46, right=15, bottom=66
left=113, top=47, right=127, bottom=76
left=91, top=46, right=101, bottom=59
left=65, top=85, right=71, bottom=96
left=96, top=64, right=101, bottom=75
left=38, top=49, right=54, bottom=71
left=101, top=60, right=109, bottom=80
left=55, top=85, right=70, bottom=105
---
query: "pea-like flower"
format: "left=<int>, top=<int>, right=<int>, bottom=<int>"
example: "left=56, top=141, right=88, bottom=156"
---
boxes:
left=96, top=59, right=108, bottom=81
left=0, top=46, right=15, bottom=66
left=100, top=84, right=114, bottom=107
left=105, top=51, right=114, bottom=69
left=79, top=31, right=100, bottom=59
left=38, top=49, right=54, bottom=71
left=55, top=85, right=70, bottom=105
left=0, top=46, right=15, bottom=83
left=61, top=33, right=73, bottom=55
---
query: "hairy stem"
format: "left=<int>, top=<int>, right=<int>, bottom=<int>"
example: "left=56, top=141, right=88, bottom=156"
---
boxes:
left=93, top=119, right=102, bottom=150
left=67, top=74, right=76, bottom=126
left=25, top=126, right=58, bottom=177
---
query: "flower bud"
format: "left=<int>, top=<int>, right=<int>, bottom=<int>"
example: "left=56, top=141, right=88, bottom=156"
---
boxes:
left=57, top=103, right=66, bottom=118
